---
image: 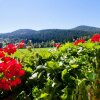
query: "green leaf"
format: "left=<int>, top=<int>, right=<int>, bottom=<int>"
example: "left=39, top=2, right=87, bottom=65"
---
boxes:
left=61, top=87, right=68, bottom=100
left=85, top=43, right=95, bottom=48
left=61, top=69, right=67, bottom=80
left=77, top=79, right=88, bottom=100
left=0, top=73, right=3, bottom=78
left=39, top=93, right=48, bottom=99
left=71, top=64, right=78, bottom=68
left=24, top=67, right=33, bottom=73
left=46, top=61, right=61, bottom=72
left=87, top=72, right=96, bottom=80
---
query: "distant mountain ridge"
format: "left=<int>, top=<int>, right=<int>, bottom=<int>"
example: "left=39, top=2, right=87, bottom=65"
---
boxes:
left=0, top=25, right=100, bottom=43
left=72, top=25, right=100, bottom=32
left=1, top=25, right=100, bottom=34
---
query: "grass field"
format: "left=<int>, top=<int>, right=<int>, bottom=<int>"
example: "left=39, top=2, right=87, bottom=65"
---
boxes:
left=14, top=48, right=52, bottom=58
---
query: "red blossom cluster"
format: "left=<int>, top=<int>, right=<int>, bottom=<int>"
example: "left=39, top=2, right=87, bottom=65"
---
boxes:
left=74, top=39, right=85, bottom=45
left=4, top=44, right=17, bottom=55
left=0, top=42, right=25, bottom=90
left=0, top=49, right=5, bottom=58
left=54, top=43, right=61, bottom=48
left=16, top=40, right=25, bottom=48
left=91, top=34, right=100, bottom=42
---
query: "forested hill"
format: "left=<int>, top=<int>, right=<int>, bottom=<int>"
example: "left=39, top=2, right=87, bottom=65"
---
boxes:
left=73, top=25, right=100, bottom=32
left=0, top=25, right=100, bottom=43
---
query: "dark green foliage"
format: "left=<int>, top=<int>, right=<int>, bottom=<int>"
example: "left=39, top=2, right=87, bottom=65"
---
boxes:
left=0, top=42, right=100, bottom=100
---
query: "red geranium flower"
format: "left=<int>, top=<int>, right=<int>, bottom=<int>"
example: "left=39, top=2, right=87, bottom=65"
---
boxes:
left=11, top=78, right=21, bottom=87
left=4, top=59, right=24, bottom=78
left=0, top=78, right=10, bottom=90
left=0, top=48, right=5, bottom=58
left=54, top=43, right=61, bottom=48
left=2, top=57, right=12, bottom=63
left=0, top=58, right=25, bottom=90
left=74, top=39, right=85, bottom=45
left=4, top=44, right=17, bottom=55
left=18, top=40, right=25, bottom=48
left=91, top=34, right=100, bottom=42
left=0, top=62, right=5, bottom=73
left=0, top=42, right=25, bottom=91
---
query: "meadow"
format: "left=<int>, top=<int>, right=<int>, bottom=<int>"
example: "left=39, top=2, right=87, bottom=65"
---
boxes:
left=14, top=48, right=52, bottom=58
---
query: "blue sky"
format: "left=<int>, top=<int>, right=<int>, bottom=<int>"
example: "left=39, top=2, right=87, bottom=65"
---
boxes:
left=0, top=0, right=100, bottom=33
